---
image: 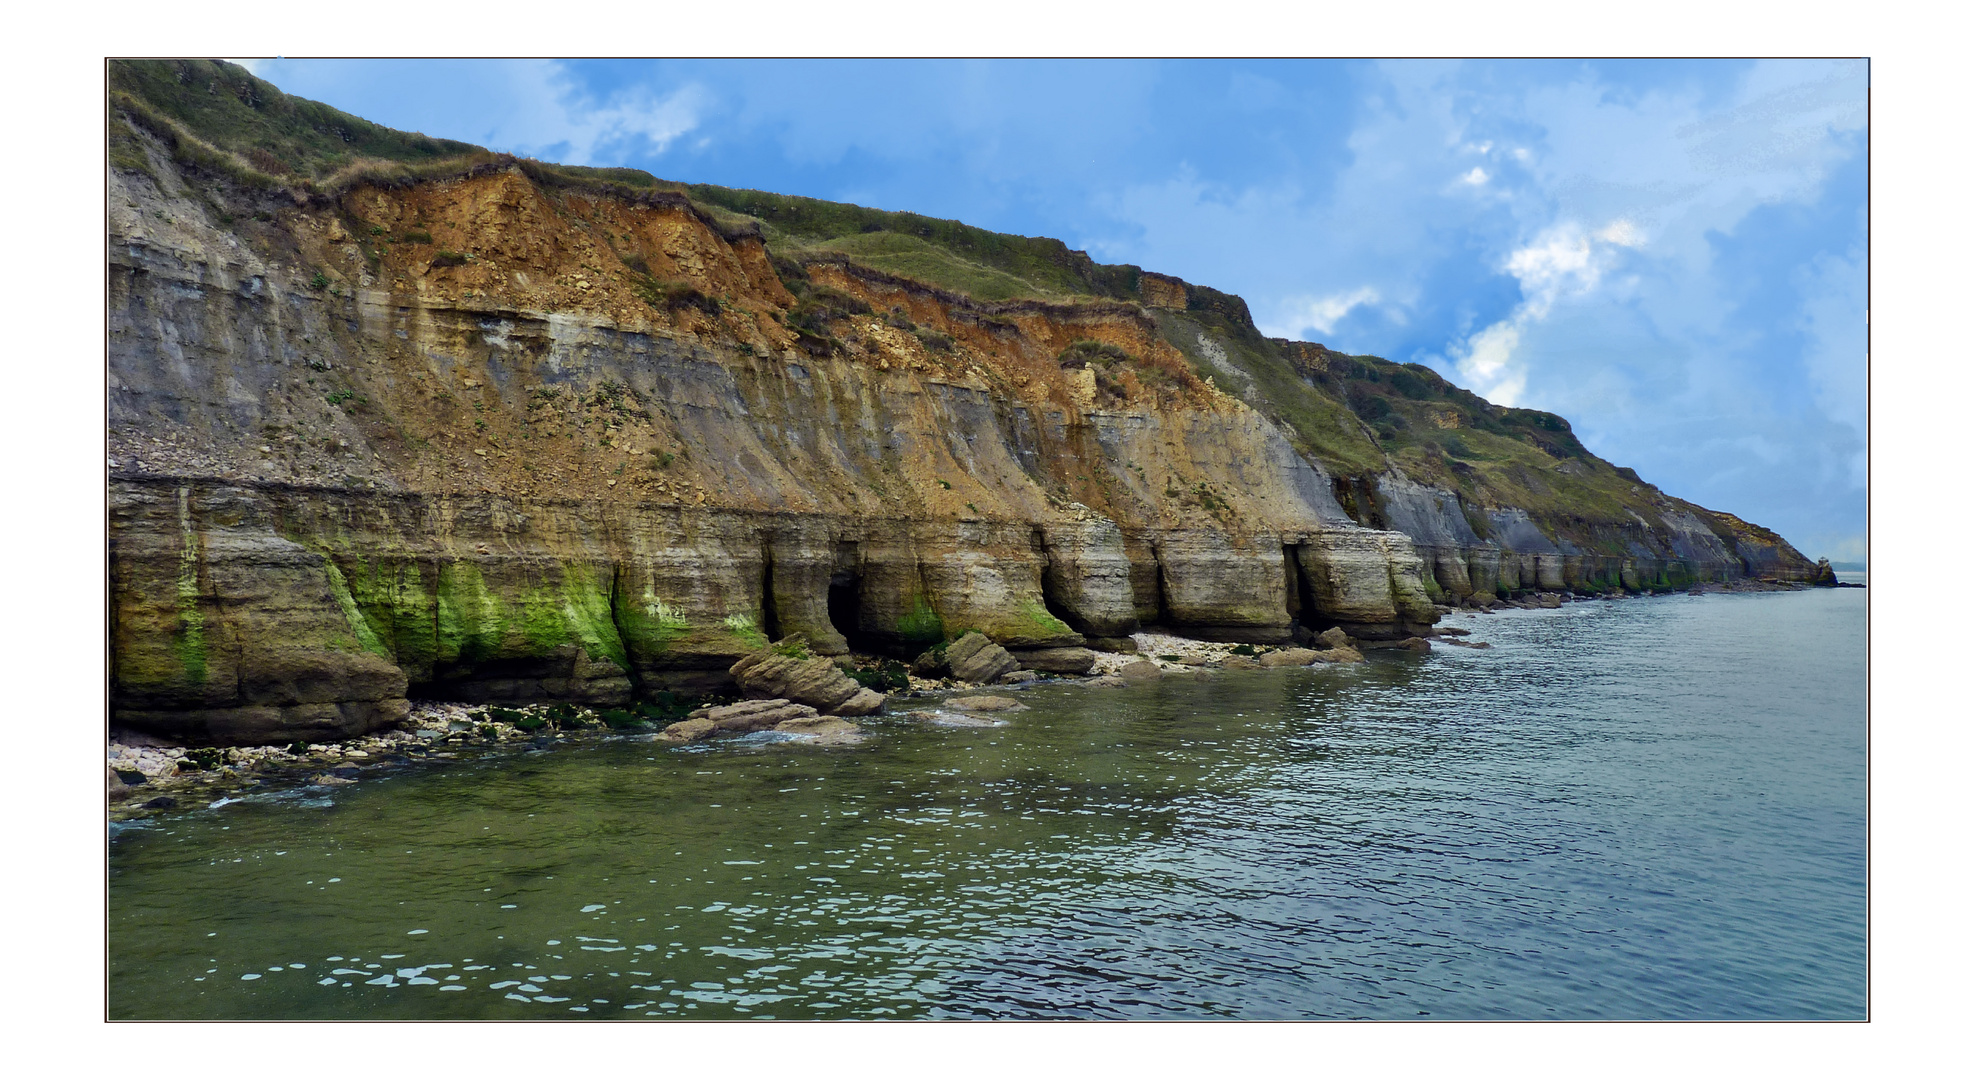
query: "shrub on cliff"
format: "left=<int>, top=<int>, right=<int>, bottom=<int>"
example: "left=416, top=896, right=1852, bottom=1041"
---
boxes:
left=634, top=275, right=721, bottom=316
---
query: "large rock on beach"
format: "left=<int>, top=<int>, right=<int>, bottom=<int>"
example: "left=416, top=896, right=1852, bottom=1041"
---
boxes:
left=1259, top=648, right=1321, bottom=668
left=1316, top=627, right=1353, bottom=650
left=731, top=638, right=887, bottom=715
left=945, top=632, right=1019, bottom=684
left=1118, top=660, right=1162, bottom=680
left=1008, top=647, right=1096, bottom=675
left=662, top=697, right=823, bottom=742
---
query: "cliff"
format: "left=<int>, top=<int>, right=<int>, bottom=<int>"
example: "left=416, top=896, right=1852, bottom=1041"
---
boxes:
left=105, top=60, right=1833, bottom=744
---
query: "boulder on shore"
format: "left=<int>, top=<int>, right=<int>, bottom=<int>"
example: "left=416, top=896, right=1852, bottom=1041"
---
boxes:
left=945, top=631, right=1019, bottom=684
left=662, top=698, right=822, bottom=742
left=1259, top=648, right=1321, bottom=668
left=1008, top=647, right=1097, bottom=675
left=730, top=637, right=887, bottom=716
left=1316, top=627, right=1353, bottom=650
left=1315, top=646, right=1366, bottom=664
left=1118, top=660, right=1161, bottom=680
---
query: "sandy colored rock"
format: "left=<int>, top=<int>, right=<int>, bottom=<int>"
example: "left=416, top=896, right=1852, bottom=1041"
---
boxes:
left=947, top=695, right=1026, bottom=712
left=1008, top=647, right=1097, bottom=675
left=1259, top=648, right=1320, bottom=668
left=997, top=669, right=1040, bottom=684
left=835, top=688, right=888, bottom=716
left=1316, top=627, right=1353, bottom=650
left=1220, top=656, right=1261, bottom=670
left=658, top=718, right=719, bottom=743
left=1119, top=660, right=1162, bottom=680
left=1315, top=646, right=1365, bottom=664
left=945, top=632, right=1019, bottom=685
left=1083, top=675, right=1128, bottom=688
left=704, top=697, right=820, bottom=731
left=731, top=639, right=874, bottom=714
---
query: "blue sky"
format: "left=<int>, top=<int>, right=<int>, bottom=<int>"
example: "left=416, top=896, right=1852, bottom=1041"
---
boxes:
left=238, top=58, right=1867, bottom=562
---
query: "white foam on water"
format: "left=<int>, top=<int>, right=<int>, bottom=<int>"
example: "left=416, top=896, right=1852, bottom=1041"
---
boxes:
left=240, top=974, right=260, bottom=981
left=439, top=985, right=466, bottom=991
left=407, top=929, right=429, bottom=935
left=581, top=904, right=606, bottom=912
left=288, top=963, right=306, bottom=969
left=408, top=977, right=439, bottom=985
left=501, top=904, right=517, bottom=909
left=317, top=977, right=337, bottom=986
left=327, top=878, right=341, bottom=883
left=504, top=993, right=532, bottom=1003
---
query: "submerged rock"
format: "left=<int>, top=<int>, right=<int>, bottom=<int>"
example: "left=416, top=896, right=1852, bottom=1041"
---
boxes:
left=946, top=695, right=1026, bottom=713
left=1315, top=646, right=1365, bottom=664
left=773, top=716, right=860, bottom=738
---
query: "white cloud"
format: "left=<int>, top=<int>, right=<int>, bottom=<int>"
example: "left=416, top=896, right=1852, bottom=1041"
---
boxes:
left=1451, top=218, right=1648, bottom=405
left=1263, top=286, right=1381, bottom=340
left=487, top=63, right=710, bottom=166
left=1460, top=166, right=1489, bottom=185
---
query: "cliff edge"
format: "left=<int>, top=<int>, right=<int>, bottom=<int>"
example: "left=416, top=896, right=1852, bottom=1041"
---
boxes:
left=106, top=60, right=1832, bottom=744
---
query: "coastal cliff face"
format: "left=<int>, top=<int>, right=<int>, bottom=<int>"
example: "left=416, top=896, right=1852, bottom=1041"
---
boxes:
left=106, top=60, right=1830, bottom=744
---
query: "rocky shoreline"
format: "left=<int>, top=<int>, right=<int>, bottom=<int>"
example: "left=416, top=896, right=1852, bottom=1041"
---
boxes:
left=109, top=578, right=1851, bottom=822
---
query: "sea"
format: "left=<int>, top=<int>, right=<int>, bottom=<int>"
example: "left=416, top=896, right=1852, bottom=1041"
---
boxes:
left=107, top=577, right=1867, bottom=1020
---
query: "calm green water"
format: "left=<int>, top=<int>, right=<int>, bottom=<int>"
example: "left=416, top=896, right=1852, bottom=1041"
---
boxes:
left=108, top=585, right=1867, bottom=1019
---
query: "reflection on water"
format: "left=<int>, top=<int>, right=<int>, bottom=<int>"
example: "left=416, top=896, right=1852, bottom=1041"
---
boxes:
left=109, top=587, right=1866, bottom=1019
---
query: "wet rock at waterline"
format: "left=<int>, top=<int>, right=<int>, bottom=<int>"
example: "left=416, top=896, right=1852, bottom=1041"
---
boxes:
left=946, top=695, right=1027, bottom=713
left=730, top=639, right=887, bottom=716
left=1008, top=647, right=1097, bottom=675
left=1258, top=648, right=1321, bottom=668
left=945, top=632, right=1020, bottom=685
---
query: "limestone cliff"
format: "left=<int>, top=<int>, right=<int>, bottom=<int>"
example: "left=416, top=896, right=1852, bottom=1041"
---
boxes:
left=105, top=60, right=1831, bottom=744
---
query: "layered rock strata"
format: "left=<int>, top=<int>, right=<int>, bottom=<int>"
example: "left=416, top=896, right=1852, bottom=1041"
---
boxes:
left=105, top=83, right=1828, bottom=744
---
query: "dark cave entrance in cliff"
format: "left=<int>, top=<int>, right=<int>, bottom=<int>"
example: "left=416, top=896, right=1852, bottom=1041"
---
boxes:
left=1284, top=543, right=1324, bottom=636
left=826, top=539, right=887, bottom=654
left=827, top=572, right=861, bottom=647
left=1031, top=528, right=1084, bottom=635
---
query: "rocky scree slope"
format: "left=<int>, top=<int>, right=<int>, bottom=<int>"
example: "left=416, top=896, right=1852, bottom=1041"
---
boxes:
left=106, top=60, right=1832, bottom=745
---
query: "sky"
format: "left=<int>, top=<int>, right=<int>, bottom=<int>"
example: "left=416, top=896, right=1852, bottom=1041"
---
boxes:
left=236, top=58, right=1867, bottom=563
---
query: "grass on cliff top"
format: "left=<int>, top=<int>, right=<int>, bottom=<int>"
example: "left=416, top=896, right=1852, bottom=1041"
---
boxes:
left=108, top=60, right=483, bottom=182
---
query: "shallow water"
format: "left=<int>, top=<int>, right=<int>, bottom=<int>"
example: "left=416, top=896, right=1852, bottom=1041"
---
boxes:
left=108, top=585, right=1866, bottom=1019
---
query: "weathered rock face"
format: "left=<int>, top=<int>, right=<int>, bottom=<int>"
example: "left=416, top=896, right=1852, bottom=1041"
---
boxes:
left=102, top=82, right=1828, bottom=742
